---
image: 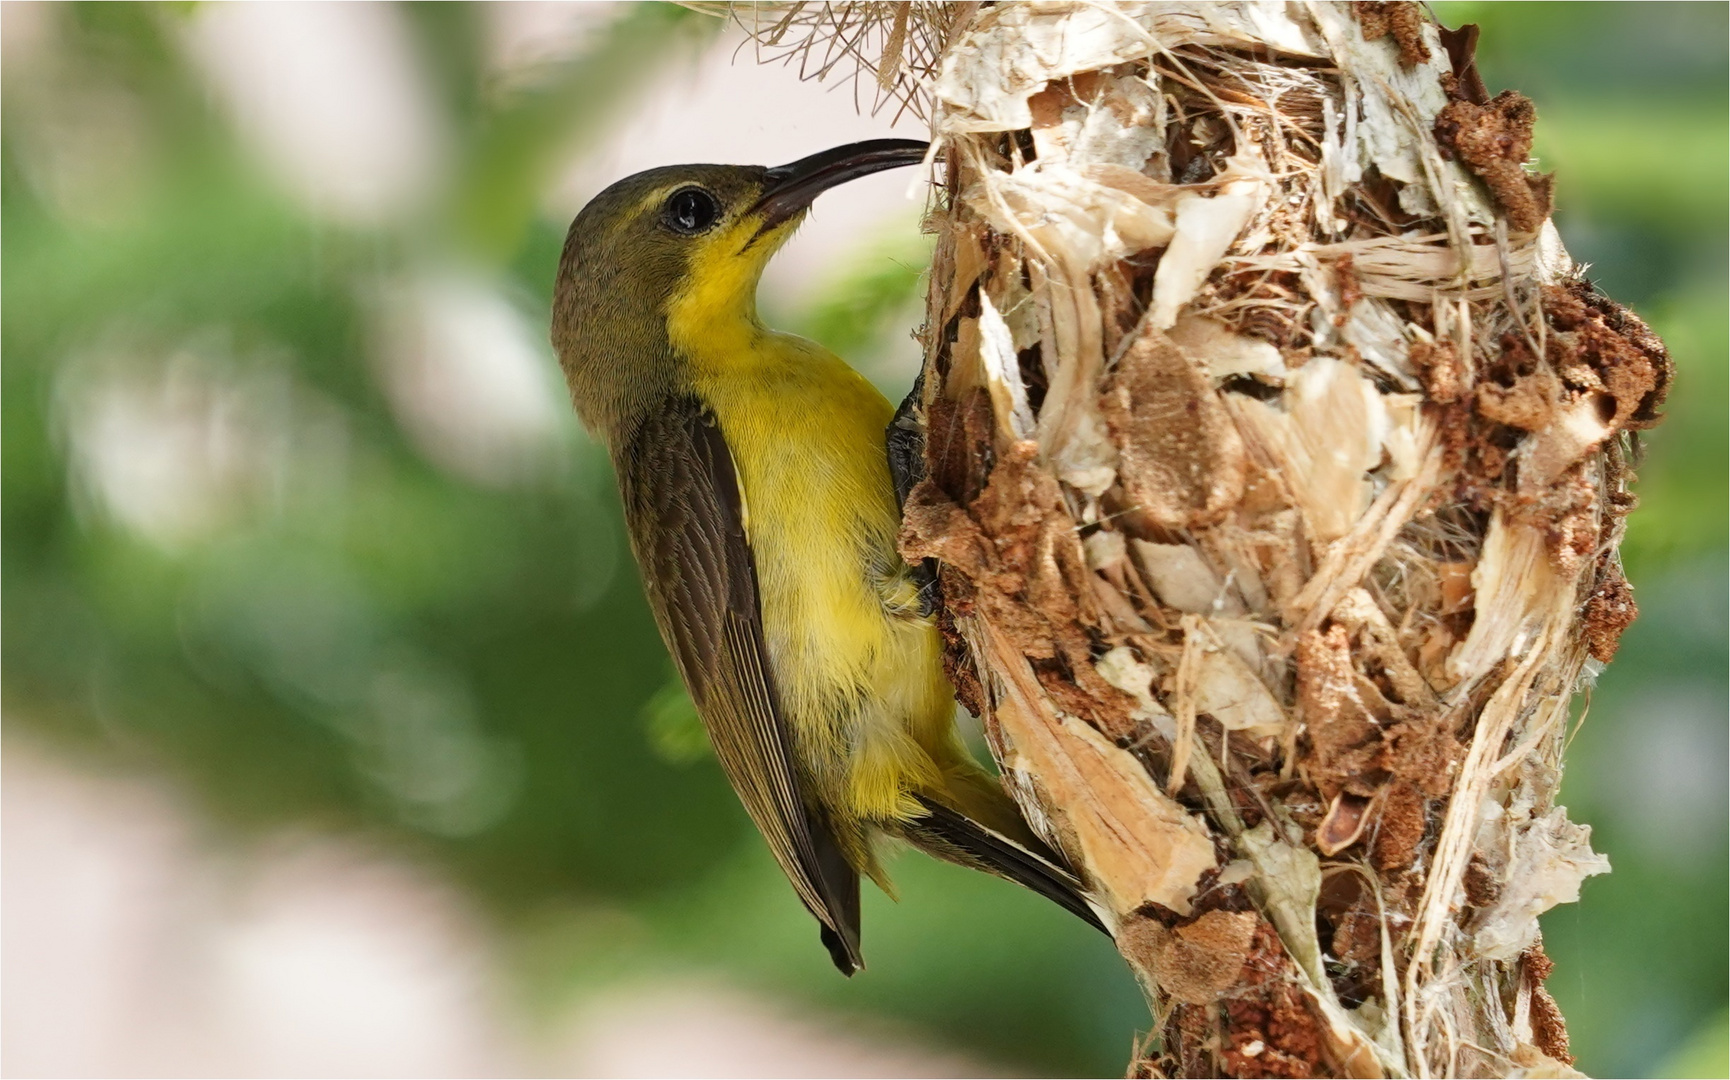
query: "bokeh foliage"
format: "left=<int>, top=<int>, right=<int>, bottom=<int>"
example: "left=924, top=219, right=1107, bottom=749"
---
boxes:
left=4, top=4, right=1724, bottom=1076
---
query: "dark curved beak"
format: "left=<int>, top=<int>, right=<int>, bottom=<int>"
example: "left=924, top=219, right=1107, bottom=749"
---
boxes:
left=750, top=139, right=930, bottom=240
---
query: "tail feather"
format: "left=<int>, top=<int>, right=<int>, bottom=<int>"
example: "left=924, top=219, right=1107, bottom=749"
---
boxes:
left=907, top=795, right=1109, bottom=935
left=808, top=809, right=864, bottom=975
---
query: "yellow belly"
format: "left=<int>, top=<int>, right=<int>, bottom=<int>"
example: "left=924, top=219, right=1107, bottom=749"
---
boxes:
left=691, top=332, right=957, bottom=826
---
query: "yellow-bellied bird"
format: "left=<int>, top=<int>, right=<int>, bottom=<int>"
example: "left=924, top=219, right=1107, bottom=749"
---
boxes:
left=551, top=140, right=1103, bottom=973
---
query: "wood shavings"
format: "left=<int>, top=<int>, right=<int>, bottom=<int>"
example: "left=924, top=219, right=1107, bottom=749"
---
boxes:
left=976, top=291, right=1036, bottom=440
left=1340, top=296, right=1422, bottom=388
left=1193, top=640, right=1285, bottom=735
left=1148, top=165, right=1267, bottom=330
left=1095, top=645, right=1168, bottom=722
left=1029, top=72, right=1168, bottom=170
left=1134, top=541, right=1233, bottom=613
left=1447, top=512, right=1562, bottom=684
left=1169, top=313, right=1288, bottom=380
left=935, top=3, right=1170, bottom=133
left=965, top=164, right=1176, bottom=267
left=983, top=256, right=1042, bottom=350
left=983, top=621, right=1218, bottom=918
left=1228, top=233, right=1544, bottom=303
left=1232, top=357, right=1391, bottom=544
left=934, top=1, right=1325, bottom=134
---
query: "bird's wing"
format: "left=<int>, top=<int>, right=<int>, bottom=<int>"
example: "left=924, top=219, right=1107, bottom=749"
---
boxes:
left=615, top=397, right=862, bottom=974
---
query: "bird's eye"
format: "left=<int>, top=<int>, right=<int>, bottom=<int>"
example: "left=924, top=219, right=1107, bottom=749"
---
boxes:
left=663, top=187, right=721, bottom=235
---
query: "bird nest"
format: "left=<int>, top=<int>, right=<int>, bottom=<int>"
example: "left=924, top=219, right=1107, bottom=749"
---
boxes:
left=692, top=4, right=1671, bottom=1077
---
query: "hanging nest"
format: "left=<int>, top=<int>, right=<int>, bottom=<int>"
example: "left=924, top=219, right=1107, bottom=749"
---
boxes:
left=696, top=4, right=1672, bottom=1077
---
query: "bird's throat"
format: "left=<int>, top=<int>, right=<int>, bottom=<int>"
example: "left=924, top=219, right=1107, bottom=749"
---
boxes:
left=666, top=219, right=790, bottom=380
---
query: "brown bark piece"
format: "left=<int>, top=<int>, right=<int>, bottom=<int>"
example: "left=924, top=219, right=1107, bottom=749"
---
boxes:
left=1409, top=340, right=1463, bottom=404
left=902, top=442, right=1141, bottom=740
left=1544, top=281, right=1674, bottom=430
left=1433, top=91, right=1553, bottom=231
left=1353, top=3, right=1431, bottom=67
left=901, top=477, right=989, bottom=577
left=1220, top=923, right=1329, bottom=1078
left=1379, top=710, right=1464, bottom=798
left=1332, top=909, right=1381, bottom=968
left=1172, top=1003, right=1216, bottom=1079
left=900, top=486, right=991, bottom=716
left=1316, top=792, right=1374, bottom=856
left=1464, top=279, right=1675, bottom=571
left=1299, top=621, right=1464, bottom=804
left=935, top=597, right=987, bottom=718
left=1371, top=781, right=1426, bottom=871
left=1123, top=909, right=1259, bottom=1004
left=1524, top=943, right=1574, bottom=1065
left=1438, top=23, right=1490, bottom=105
left=1462, top=851, right=1503, bottom=907
left=1581, top=563, right=1638, bottom=663
left=926, top=387, right=997, bottom=504
left=1523, top=942, right=1555, bottom=982
left=1332, top=253, right=1362, bottom=326
left=1476, top=367, right=1562, bottom=431
left=1529, top=984, right=1573, bottom=1066
left=1101, top=329, right=1247, bottom=533
left=1296, top=625, right=1380, bottom=797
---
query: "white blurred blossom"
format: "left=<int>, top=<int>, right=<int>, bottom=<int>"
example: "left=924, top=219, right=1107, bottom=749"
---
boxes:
left=182, top=2, right=447, bottom=225
left=56, top=336, right=348, bottom=549
left=370, top=272, right=569, bottom=488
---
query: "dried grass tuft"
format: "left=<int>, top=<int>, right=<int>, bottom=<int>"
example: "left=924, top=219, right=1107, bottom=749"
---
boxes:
left=679, top=2, right=970, bottom=121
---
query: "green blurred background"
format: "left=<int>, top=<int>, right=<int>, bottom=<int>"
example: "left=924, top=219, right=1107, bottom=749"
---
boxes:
left=3, top=3, right=1723, bottom=1076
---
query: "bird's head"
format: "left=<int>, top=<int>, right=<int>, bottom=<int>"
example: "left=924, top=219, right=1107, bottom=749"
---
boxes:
left=552, top=139, right=929, bottom=440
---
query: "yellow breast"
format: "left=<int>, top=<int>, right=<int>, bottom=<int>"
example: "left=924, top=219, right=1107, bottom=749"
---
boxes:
left=676, top=318, right=955, bottom=825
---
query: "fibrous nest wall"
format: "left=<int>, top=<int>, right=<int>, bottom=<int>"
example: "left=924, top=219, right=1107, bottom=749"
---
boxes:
left=712, top=3, right=1672, bottom=1077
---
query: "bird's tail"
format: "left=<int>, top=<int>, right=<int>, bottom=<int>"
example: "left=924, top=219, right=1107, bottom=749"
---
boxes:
left=903, top=793, right=1110, bottom=935
left=806, top=805, right=865, bottom=976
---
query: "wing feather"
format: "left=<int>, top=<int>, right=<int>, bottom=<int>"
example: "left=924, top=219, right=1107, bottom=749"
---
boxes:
left=615, top=398, right=862, bottom=973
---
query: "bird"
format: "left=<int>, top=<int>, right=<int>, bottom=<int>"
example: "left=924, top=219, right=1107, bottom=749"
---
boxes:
left=551, top=139, right=1104, bottom=974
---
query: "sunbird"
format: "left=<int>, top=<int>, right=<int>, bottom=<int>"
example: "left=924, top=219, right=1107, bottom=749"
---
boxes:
left=551, top=139, right=1103, bottom=973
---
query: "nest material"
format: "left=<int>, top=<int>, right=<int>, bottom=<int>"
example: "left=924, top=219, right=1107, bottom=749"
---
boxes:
left=708, top=3, right=1671, bottom=1077
left=681, top=2, right=976, bottom=120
